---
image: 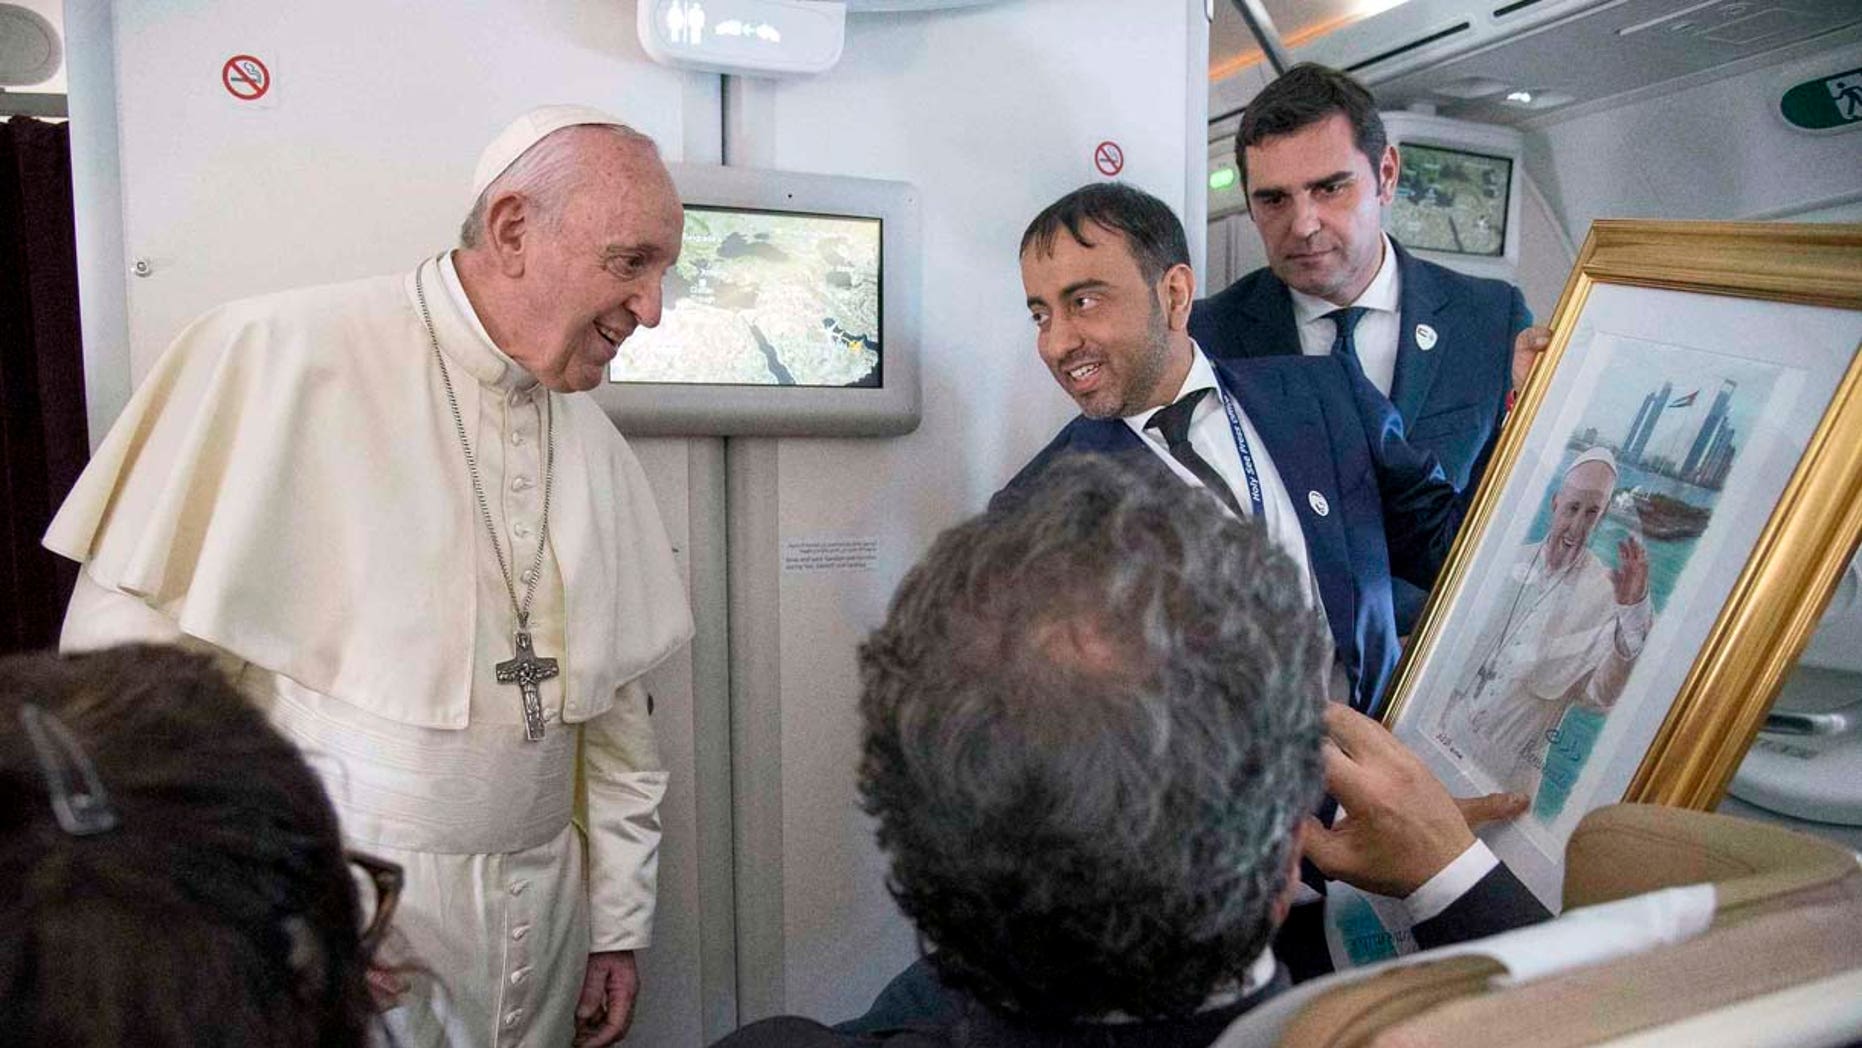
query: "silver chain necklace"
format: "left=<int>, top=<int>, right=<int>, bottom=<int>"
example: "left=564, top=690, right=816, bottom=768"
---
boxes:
left=415, top=267, right=559, bottom=741
left=1470, top=543, right=1580, bottom=702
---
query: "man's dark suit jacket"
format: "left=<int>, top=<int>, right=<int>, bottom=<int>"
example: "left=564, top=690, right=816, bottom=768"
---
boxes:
left=1188, top=242, right=1531, bottom=632
left=715, top=864, right=1550, bottom=1047
left=995, top=353, right=1459, bottom=718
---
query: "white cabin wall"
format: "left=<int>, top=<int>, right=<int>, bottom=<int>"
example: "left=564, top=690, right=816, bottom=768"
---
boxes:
left=748, top=0, right=1201, bottom=1021
left=1513, top=175, right=1579, bottom=322
left=1523, top=31, right=1862, bottom=247
left=100, top=1, right=694, bottom=385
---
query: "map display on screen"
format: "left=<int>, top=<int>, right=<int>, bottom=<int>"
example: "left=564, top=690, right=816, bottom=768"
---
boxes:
left=1390, top=143, right=1511, bottom=257
left=609, top=206, right=882, bottom=387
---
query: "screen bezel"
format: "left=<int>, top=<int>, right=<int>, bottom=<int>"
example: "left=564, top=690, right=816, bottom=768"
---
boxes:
left=585, top=164, right=920, bottom=437
left=609, top=203, right=885, bottom=390
left=1391, top=141, right=1514, bottom=259
left=1377, top=110, right=1524, bottom=283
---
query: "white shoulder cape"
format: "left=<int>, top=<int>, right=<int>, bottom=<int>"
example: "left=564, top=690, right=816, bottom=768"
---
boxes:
left=45, top=258, right=693, bottom=728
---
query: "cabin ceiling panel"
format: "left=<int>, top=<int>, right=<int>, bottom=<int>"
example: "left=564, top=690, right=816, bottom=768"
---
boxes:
left=1348, top=0, right=1862, bottom=126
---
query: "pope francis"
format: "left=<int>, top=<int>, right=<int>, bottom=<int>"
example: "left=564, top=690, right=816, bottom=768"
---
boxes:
left=43, top=106, right=695, bottom=1047
left=1435, top=447, right=1652, bottom=801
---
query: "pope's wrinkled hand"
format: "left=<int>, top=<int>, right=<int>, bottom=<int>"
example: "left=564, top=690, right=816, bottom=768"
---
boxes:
left=575, top=950, right=640, bottom=1046
left=1612, top=535, right=1649, bottom=605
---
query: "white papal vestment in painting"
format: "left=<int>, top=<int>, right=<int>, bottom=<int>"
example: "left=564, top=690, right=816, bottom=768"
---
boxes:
left=45, top=254, right=693, bottom=1047
left=1438, top=540, right=1651, bottom=796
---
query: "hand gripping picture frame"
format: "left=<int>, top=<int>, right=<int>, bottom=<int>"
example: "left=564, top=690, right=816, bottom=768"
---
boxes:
left=1383, top=220, right=1862, bottom=909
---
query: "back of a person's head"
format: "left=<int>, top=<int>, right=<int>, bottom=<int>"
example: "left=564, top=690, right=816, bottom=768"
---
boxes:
left=0, top=645, right=372, bottom=1047
left=858, top=456, right=1332, bottom=1023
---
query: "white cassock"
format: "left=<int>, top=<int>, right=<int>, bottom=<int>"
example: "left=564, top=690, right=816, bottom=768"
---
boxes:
left=45, top=253, right=693, bottom=1047
left=1438, top=540, right=1652, bottom=796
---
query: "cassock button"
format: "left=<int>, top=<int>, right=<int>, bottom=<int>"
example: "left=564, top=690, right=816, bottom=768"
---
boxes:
left=520, top=568, right=539, bottom=585
left=511, top=924, right=530, bottom=941
left=1415, top=323, right=1438, bottom=351
left=513, top=522, right=532, bottom=539
left=1308, top=491, right=1330, bottom=517
left=504, top=1010, right=523, bottom=1028
left=510, top=967, right=530, bottom=986
left=509, top=880, right=528, bottom=896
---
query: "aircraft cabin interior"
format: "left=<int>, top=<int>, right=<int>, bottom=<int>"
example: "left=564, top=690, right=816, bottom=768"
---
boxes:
left=1, top=0, right=1859, bottom=1044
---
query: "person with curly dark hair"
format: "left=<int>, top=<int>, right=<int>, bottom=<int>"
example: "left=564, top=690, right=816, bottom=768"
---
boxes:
left=715, top=456, right=1545, bottom=1046
left=0, top=645, right=388, bottom=1047
left=860, top=454, right=1330, bottom=1027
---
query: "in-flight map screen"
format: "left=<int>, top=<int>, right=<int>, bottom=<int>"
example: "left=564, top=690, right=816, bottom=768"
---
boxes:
left=1390, top=143, right=1512, bottom=258
left=609, top=205, right=882, bottom=388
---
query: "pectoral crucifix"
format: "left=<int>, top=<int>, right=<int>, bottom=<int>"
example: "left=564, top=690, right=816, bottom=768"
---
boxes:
left=1470, top=660, right=1499, bottom=704
left=497, top=629, right=559, bottom=741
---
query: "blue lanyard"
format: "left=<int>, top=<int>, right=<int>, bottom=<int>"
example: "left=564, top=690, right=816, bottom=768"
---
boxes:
left=1214, top=382, right=1267, bottom=519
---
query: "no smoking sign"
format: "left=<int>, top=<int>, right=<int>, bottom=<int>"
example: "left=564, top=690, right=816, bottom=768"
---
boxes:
left=221, top=54, right=271, bottom=102
left=1094, top=140, right=1124, bottom=177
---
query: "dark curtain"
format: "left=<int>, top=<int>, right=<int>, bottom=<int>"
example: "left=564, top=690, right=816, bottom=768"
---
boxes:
left=0, top=117, right=88, bottom=654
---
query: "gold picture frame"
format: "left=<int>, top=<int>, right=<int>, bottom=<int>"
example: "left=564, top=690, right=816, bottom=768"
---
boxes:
left=1383, top=220, right=1862, bottom=906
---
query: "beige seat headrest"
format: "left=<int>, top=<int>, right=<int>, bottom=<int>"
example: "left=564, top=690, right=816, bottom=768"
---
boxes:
left=1272, top=804, right=1862, bottom=1048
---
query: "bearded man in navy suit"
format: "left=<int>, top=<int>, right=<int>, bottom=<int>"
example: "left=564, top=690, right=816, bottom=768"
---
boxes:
left=1000, top=181, right=1461, bottom=719
left=1190, top=63, right=1547, bottom=633
left=805, top=186, right=1543, bottom=1035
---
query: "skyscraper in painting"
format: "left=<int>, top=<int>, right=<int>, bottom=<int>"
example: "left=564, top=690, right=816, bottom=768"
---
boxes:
left=1683, top=381, right=1737, bottom=480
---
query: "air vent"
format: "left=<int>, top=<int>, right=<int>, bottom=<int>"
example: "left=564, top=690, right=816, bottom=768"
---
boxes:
left=1345, top=21, right=1471, bottom=73
left=1492, top=0, right=1549, bottom=17
left=1616, top=1, right=1813, bottom=39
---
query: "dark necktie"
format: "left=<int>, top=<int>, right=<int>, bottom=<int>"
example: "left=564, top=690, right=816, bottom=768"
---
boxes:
left=1144, top=387, right=1246, bottom=519
left=1325, top=306, right=1370, bottom=365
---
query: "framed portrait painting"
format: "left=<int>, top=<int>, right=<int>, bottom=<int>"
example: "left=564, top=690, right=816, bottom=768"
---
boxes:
left=1384, top=220, right=1862, bottom=910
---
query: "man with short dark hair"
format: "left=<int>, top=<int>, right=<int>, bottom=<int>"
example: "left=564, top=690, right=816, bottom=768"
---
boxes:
left=1003, top=180, right=1456, bottom=717
left=1191, top=63, right=1545, bottom=632
left=715, top=457, right=1543, bottom=1046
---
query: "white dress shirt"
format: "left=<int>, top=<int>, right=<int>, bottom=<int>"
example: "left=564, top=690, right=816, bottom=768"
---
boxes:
left=1290, top=233, right=1402, bottom=397
left=1406, top=839, right=1501, bottom=922
left=1122, top=343, right=1499, bottom=926
left=1125, top=343, right=1322, bottom=613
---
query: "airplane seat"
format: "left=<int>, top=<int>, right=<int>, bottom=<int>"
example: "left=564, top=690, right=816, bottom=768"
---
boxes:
left=1210, top=803, right=1862, bottom=1048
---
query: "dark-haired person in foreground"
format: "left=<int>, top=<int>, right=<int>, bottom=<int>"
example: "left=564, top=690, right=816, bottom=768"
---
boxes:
left=1189, top=62, right=1546, bottom=633
left=0, top=645, right=381, bottom=1047
left=715, top=458, right=1547, bottom=1046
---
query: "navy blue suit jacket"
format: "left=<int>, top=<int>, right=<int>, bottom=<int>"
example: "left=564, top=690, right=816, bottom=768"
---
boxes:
left=805, top=865, right=1550, bottom=1045
left=1189, top=242, right=1531, bottom=633
left=995, top=353, right=1461, bottom=718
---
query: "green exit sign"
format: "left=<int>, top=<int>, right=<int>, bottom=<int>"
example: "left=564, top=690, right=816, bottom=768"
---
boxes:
left=1780, top=67, right=1862, bottom=132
